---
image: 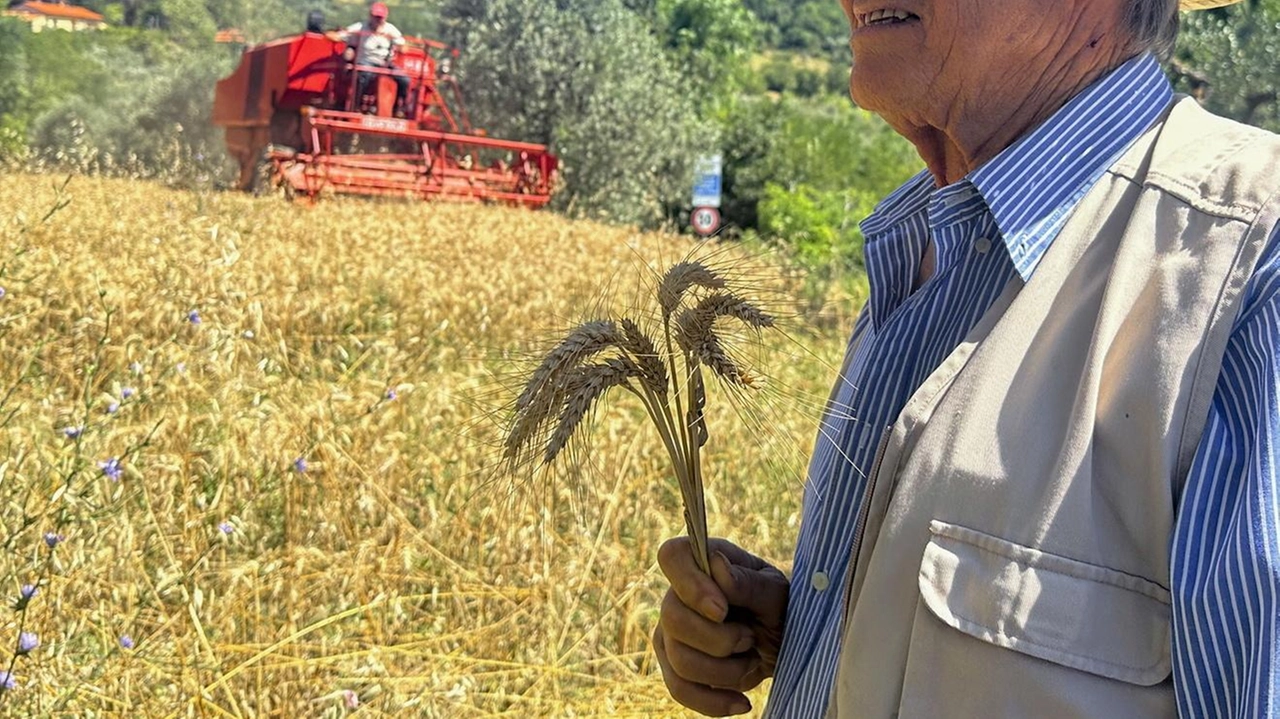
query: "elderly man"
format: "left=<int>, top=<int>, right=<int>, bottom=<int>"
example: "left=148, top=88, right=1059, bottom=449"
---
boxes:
left=655, top=0, right=1280, bottom=718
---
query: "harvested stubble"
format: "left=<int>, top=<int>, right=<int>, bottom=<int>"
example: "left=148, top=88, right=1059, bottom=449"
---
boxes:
left=0, top=173, right=848, bottom=717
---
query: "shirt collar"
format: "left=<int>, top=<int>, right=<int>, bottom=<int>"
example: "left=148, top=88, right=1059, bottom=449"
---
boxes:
left=860, top=53, right=1173, bottom=282
left=970, top=52, right=1173, bottom=279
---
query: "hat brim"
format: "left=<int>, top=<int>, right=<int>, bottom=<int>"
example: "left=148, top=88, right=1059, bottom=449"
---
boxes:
left=1180, top=0, right=1242, bottom=9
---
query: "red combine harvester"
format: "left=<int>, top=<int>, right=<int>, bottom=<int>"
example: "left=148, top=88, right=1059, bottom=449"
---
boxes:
left=212, top=28, right=557, bottom=207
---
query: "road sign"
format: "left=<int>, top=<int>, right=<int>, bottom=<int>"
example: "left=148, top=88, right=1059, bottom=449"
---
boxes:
left=691, top=206, right=721, bottom=237
left=692, top=154, right=723, bottom=209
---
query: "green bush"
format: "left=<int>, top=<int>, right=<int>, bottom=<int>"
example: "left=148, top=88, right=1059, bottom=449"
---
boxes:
left=19, top=32, right=236, bottom=187
left=716, top=93, right=920, bottom=232
left=762, top=57, right=797, bottom=94
left=792, top=67, right=825, bottom=97
left=758, top=182, right=879, bottom=307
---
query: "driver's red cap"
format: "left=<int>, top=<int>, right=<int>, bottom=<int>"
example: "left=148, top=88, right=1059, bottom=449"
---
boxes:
left=370, top=2, right=388, bottom=17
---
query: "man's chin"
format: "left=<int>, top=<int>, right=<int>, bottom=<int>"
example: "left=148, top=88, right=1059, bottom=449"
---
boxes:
left=848, top=73, right=891, bottom=113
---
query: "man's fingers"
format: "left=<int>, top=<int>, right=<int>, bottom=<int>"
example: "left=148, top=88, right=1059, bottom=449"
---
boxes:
left=664, top=632, right=762, bottom=692
left=661, top=589, right=754, bottom=658
left=658, top=537, right=728, bottom=622
left=709, top=550, right=789, bottom=625
left=653, top=627, right=753, bottom=717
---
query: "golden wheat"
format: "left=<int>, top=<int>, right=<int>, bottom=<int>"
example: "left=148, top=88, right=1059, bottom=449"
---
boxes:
left=0, top=172, right=853, bottom=717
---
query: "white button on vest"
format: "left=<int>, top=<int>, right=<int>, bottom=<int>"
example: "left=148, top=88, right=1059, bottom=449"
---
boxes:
left=975, top=237, right=993, bottom=254
left=811, top=571, right=831, bottom=591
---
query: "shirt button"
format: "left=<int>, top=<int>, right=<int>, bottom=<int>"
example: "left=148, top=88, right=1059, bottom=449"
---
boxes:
left=975, top=237, right=993, bottom=254
left=811, top=571, right=831, bottom=591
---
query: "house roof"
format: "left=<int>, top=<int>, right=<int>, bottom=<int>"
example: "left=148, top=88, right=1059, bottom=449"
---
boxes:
left=7, top=2, right=106, bottom=22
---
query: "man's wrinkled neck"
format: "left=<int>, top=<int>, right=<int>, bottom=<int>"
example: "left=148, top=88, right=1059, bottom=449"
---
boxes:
left=893, top=46, right=1134, bottom=188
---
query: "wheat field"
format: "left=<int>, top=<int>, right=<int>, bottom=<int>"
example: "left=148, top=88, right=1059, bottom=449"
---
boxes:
left=0, top=173, right=852, bottom=717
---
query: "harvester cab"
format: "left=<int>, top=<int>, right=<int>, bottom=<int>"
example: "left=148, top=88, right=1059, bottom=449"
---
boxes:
left=212, top=19, right=558, bottom=206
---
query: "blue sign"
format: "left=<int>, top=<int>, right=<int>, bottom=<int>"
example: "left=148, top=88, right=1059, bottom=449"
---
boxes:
left=692, top=154, right=723, bottom=209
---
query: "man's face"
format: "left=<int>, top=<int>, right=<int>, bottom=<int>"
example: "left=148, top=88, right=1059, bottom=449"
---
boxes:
left=840, top=0, right=1123, bottom=127
left=369, top=13, right=385, bottom=29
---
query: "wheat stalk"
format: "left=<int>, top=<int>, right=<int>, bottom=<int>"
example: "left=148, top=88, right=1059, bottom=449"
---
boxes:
left=506, top=261, right=776, bottom=575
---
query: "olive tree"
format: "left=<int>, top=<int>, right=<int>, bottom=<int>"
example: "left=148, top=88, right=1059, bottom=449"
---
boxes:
left=440, top=0, right=711, bottom=227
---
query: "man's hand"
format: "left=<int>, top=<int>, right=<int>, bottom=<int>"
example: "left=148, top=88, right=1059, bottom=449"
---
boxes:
left=654, top=537, right=789, bottom=717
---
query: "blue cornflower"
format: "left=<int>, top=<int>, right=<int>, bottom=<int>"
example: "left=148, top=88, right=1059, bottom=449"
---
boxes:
left=121, top=387, right=136, bottom=400
left=0, top=670, right=14, bottom=691
left=62, top=426, right=84, bottom=440
left=106, top=401, right=120, bottom=415
left=14, top=584, right=37, bottom=610
left=16, top=632, right=37, bottom=655
left=188, top=310, right=201, bottom=324
left=130, top=361, right=144, bottom=375
left=99, top=458, right=123, bottom=482
left=0, top=287, right=6, bottom=300
left=385, top=388, right=398, bottom=401
left=218, top=521, right=234, bottom=535
left=119, top=635, right=135, bottom=650
left=43, top=532, right=64, bottom=549
left=293, top=457, right=308, bottom=474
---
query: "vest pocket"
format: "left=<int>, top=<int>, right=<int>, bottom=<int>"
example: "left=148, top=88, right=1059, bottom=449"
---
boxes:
left=917, top=520, right=1172, bottom=686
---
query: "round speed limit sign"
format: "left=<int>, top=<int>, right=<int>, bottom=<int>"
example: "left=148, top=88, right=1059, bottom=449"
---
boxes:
left=691, top=207, right=721, bottom=237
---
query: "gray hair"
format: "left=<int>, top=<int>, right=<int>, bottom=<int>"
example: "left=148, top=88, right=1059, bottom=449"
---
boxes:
left=1126, top=0, right=1180, bottom=60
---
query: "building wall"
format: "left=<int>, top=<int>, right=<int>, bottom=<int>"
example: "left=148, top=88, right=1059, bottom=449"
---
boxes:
left=4, top=13, right=106, bottom=33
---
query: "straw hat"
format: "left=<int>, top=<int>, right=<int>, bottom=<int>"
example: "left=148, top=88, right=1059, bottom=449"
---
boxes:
left=1180, top=0, right=1243, bottom=9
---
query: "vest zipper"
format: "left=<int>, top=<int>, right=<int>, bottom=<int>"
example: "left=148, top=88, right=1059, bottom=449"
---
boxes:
left=839, top=426, right=894, bottom=623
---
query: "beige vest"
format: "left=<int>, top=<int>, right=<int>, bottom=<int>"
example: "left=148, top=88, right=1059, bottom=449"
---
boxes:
left=824, top=98, right=1280, bottom=719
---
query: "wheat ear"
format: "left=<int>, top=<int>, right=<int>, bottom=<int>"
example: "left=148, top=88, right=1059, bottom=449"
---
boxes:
left=658, top=261, right=726, bottom=320
left=515, top=320, right=622, bottom=413
left=675, top=293, right=775, bottom=384
left=544, top=358, right=640, bottom=464
left=506, top=320, right=623, bottom=461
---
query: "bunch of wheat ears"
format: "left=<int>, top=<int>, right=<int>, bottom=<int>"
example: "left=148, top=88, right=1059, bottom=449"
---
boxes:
left=505, top=261, right=776, bottom=574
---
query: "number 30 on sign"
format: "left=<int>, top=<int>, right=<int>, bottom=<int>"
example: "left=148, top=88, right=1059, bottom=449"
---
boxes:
left=691, top=207, right=721, bottom=237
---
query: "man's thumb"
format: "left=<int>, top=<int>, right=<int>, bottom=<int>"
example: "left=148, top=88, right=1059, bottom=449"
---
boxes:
left=709, top=551, right=781, bottom=619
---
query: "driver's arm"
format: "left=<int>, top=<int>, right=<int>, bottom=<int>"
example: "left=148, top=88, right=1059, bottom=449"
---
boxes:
left=389, top=26, right=406, bottom=60
left=326, top=22, right=360, bottom=44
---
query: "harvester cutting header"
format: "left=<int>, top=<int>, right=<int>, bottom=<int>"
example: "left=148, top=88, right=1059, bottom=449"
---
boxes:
left=212, top=5, right=558, bottom=207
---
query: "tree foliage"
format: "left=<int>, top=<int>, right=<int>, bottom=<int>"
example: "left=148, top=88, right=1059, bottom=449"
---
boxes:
left=440, top=0, right=710, bottom=226
left=0, top=19, right=31, bottom=158
left=740, top=0, right=849, bottom=57
left=1173, top=0, right=1280, bottom=132
left=656, top=0, right=760, bottom=97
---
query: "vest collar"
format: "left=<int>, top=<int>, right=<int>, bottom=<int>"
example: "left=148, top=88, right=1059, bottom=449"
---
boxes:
left=969, top=53, right=1174, bottom=280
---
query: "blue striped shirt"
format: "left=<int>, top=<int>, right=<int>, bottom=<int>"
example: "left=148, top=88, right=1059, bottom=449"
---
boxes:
left=765, top=53, right=1280, bottom=718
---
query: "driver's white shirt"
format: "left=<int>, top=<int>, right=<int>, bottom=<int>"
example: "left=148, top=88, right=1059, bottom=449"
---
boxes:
left=342, top=21, right=404, bottom=67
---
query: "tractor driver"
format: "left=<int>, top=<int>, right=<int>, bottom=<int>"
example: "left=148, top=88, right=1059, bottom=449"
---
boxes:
left=336, top=3, right=410, bottom=116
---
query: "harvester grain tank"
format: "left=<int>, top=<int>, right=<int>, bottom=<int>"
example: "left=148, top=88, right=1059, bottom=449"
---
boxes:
left=212, top=23, right=557, bottom=206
